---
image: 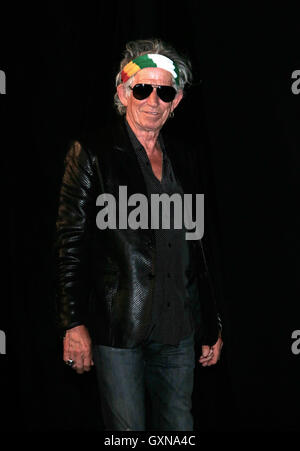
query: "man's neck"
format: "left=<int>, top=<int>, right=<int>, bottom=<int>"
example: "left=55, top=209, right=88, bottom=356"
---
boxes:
left=126, top=115, right=161, bottom=156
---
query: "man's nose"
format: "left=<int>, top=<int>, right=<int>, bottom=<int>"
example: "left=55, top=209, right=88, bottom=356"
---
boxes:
left=147, top=88, right=159, bottom=106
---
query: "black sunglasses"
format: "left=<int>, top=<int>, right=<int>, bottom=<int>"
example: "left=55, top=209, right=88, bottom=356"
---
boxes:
left=130, top=84, right=177, bottom=102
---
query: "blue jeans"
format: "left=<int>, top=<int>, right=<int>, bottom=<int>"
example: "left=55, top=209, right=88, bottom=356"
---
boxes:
left=93, top=333, right=195, bottom=431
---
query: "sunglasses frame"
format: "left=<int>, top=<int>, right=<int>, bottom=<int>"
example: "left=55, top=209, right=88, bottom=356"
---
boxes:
left=129, top=83, right=177, bottom=103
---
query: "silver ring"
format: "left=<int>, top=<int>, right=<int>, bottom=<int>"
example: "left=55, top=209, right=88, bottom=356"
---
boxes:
left=65, top=359, right=75, bottom=367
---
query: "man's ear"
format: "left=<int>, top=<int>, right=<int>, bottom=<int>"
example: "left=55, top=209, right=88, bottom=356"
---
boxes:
left=171, top=89, right=183, bottom=112
left=117, top=84, right=128, bottom=107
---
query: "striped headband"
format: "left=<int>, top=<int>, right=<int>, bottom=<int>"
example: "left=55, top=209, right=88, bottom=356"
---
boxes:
left=121, top=54, right=180, bottom=85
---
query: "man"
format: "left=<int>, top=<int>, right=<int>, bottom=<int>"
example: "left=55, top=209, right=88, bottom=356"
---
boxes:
left=55, top=38, right=223, bottom=431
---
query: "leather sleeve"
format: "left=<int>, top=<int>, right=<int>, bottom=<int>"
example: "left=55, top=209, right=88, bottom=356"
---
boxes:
left=54, top=140, right=97, bottom=330
left=190, top=144, right=225, bottom=344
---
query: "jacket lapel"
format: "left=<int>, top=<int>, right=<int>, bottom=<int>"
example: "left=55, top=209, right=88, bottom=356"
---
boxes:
left=110, top=118, right=149, bottom=199
left=87, top=117, right=149, bottom=199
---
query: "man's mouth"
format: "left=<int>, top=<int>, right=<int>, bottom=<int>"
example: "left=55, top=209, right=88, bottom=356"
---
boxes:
left=142, top=111, right=160, bottom=116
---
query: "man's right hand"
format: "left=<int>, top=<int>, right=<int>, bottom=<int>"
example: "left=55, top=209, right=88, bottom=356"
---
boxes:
left=63, top=325, right=94, bottom=374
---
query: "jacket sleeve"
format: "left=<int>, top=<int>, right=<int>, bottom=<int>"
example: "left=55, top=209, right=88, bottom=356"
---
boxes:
left=199, top=160, right=224, bottom=341
left=54, top=140, right=98, bottom=331
left=190, top=143, right=225, bottom=345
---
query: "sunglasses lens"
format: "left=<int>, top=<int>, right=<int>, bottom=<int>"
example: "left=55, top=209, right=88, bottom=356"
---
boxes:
left=131, top=84, right=177, bottom=102
left=157, top=86, right=177, bottom=102
left=132, top=84, right=153, bottom=100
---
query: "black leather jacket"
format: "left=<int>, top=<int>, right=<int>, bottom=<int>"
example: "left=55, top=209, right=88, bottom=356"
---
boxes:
left=55, top=119, right=222, bottom=347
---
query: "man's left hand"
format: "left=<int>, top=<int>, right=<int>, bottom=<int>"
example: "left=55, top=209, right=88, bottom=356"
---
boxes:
left=199, top=336, right=223, bottom=367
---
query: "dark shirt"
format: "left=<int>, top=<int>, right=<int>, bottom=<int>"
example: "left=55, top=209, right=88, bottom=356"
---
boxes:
left=126, top=120, right=196, bottom=346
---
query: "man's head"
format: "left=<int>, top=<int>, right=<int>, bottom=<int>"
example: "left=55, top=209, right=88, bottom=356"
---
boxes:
left=115, top=39, right=192, bottom=133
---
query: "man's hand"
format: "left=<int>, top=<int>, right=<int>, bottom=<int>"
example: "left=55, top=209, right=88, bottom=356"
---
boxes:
left=63, top=325, right=94, bottom=374
left=199, top=336, right=223, bottom=367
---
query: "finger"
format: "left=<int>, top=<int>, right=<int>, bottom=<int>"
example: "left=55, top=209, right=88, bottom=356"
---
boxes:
left=199, top=358, right=214, bottom=366
left=83, top=354, right=93, bottom=372
left=200, top=358, right=214, bottom=366
left=199, top=356, right=214, bottom=364
left=74, top=362, right=85, bottom=374
left=75, top=348, right=94, bottom=373
left=63, top=336, right=71, bottom=362
left=207, top=356, right=218, bottom=366
left=199, top=350, right=214, bottom=366
left=199, top=349, right=214, bottom=361
left=201, top=345, right=210, bottom=357
left=72, top=351, right=85, bottom=373
left=200, top=348, right=214, bottom=357
left=63, top=353, right=76, bottom=367
left=206, top=350, right=222, bottom=366
left=63, top=336, right=78, bottom=365
left=199, top=355, right=213, bottom=364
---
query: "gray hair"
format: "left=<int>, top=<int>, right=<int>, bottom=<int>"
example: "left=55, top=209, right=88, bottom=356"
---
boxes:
left=114, top=38, right=193, bottom=115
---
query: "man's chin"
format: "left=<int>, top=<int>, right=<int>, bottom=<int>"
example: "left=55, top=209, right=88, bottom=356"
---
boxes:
left=141, top=113, right=165, bottom=129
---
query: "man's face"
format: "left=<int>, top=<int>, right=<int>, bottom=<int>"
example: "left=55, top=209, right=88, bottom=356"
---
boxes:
left=118, top=67, right=183, bottom=134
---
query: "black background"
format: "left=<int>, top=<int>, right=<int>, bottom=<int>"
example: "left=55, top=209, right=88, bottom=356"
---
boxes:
left=1, top=2, right=299, bottom=433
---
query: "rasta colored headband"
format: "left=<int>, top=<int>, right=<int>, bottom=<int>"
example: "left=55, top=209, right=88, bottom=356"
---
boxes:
left=121, top=54, right=180, bottom=85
